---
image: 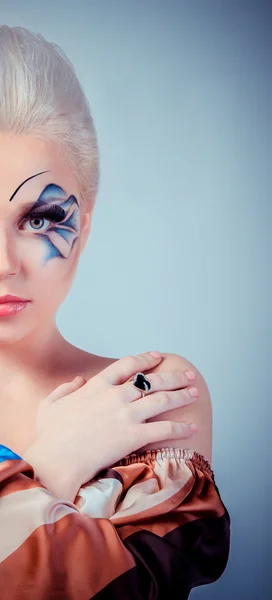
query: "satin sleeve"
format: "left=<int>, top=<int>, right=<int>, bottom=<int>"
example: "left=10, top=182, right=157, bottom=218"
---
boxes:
left=0, top=444, right=230, bottom=599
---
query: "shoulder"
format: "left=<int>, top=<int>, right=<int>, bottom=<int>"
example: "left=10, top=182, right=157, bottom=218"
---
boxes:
left=142, top=352, right=213, bottom=465
left=79, top=349, right=212, bottom=465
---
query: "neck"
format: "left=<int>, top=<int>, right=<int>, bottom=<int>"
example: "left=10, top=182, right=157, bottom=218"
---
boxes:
left=0, top=321, right=68, bottom=384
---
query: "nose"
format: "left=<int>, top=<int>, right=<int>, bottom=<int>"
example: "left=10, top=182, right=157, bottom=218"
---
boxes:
left=0, top=227, right=20, bottom=279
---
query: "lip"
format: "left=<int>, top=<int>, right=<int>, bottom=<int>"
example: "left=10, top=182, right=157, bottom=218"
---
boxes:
left=0, top=294, right=29, bottom=303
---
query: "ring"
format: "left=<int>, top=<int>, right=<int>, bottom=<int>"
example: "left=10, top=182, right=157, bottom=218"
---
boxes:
left=132, top=372, right=151, bottom=397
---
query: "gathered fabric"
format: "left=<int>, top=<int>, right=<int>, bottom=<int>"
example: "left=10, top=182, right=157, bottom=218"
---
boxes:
left=0, top=444, right=230, bottom=599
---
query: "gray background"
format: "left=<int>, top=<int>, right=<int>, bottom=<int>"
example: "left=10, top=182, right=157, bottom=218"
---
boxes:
left=0, top=1, right=270, bottom=598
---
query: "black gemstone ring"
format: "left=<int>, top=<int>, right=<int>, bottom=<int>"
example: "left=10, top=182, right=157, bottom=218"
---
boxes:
left=132, top=372, right=151, bottom=396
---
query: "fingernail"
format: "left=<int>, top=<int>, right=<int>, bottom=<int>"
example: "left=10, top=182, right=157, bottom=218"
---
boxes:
left=185, top=370, right=197, bottom=381
left=149, top=350, right=161, bottom=358
left=188, top=387, right=199, bottom=397
left=190, top=423, right=198, bottom=432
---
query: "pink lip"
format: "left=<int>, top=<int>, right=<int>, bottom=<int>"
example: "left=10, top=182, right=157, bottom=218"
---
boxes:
left=0, top=300, right=29, bottom=317
left=0, top=294, right=29, bottom=303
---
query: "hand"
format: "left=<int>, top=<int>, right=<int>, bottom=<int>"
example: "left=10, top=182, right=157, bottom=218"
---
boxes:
left=22, top=351, right=198, bottom=501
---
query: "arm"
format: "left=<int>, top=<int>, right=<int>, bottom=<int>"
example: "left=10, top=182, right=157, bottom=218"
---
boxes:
left=0, top=442, right=230, bottom=599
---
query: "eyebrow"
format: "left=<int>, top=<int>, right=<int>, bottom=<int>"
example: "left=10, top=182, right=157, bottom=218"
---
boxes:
left=9, top=170, right=50, bottom=202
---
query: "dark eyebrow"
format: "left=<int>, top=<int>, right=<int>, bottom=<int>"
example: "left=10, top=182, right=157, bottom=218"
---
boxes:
left=9, top=171, right=50, bottom=202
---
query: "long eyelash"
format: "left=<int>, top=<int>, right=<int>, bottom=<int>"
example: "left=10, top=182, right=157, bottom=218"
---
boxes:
left=23, top=204, right=66, bottom=224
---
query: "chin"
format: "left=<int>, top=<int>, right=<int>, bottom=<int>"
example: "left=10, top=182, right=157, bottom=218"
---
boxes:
left=0, top=310, right=37, bottom=343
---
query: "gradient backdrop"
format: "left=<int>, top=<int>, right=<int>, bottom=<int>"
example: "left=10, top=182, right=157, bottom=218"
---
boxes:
left=0, top=1, right=270, bottom=598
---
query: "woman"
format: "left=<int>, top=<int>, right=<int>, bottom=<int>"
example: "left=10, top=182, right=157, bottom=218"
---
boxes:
left=0, top=25, right=230, bottom=599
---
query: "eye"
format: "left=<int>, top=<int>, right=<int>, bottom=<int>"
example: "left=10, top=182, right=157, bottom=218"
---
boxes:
left=20, top=205, right=65, bottom=232
left=21, top=215, right=50, bottom=232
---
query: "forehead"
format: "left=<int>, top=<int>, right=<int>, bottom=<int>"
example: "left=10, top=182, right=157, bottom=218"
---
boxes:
left=0, top=133, right=77, bottom=202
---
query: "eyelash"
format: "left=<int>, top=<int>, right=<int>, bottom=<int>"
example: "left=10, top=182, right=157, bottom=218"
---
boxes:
left=21, top=204, right=66, bottom=227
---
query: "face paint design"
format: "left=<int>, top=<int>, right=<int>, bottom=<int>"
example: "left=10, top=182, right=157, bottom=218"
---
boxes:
left=19, top=184, right=80, bottom=266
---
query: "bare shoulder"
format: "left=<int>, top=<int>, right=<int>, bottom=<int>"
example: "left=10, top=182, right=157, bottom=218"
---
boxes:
left=142, top=352, right=213, bottom=466
left=75, top=349, right=212, bottom=465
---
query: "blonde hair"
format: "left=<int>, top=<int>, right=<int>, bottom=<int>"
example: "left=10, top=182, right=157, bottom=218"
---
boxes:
left=0, top=25, right=99, bottom=212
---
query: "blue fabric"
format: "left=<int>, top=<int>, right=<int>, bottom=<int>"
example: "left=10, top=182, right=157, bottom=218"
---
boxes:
left=0, top=444, right=21, bottom=463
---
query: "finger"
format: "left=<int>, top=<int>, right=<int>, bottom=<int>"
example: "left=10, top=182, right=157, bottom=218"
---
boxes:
left=122, top=370, right=197, bottom=403
left=94, top=351, right=162, bottom=387
left=44, top=376, right=87, bottom=405
left=137, top=420, right=198, bottom=448
left=131, top=388, right=197, bottom=421
left=145, top=370, right=196, bottom=391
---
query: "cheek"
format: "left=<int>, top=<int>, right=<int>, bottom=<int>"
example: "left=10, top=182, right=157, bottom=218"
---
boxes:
left=23, top=231, right=80, bottom=300
left=33, top=243, right=79, bottom=287
left=29, top=249, right=80, bottom=314
left=23, top=234, right=79, bottom=276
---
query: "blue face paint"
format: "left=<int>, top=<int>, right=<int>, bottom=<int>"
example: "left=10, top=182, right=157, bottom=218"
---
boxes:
left=20, top=184, right=80, bottom=265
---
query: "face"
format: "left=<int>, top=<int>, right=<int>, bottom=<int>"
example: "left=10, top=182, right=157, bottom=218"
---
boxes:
left=0, top=133, right=91, bottom=344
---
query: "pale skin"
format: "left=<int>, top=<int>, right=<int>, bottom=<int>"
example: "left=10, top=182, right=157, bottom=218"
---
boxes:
left=0, top=132, right=212, bottom=473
